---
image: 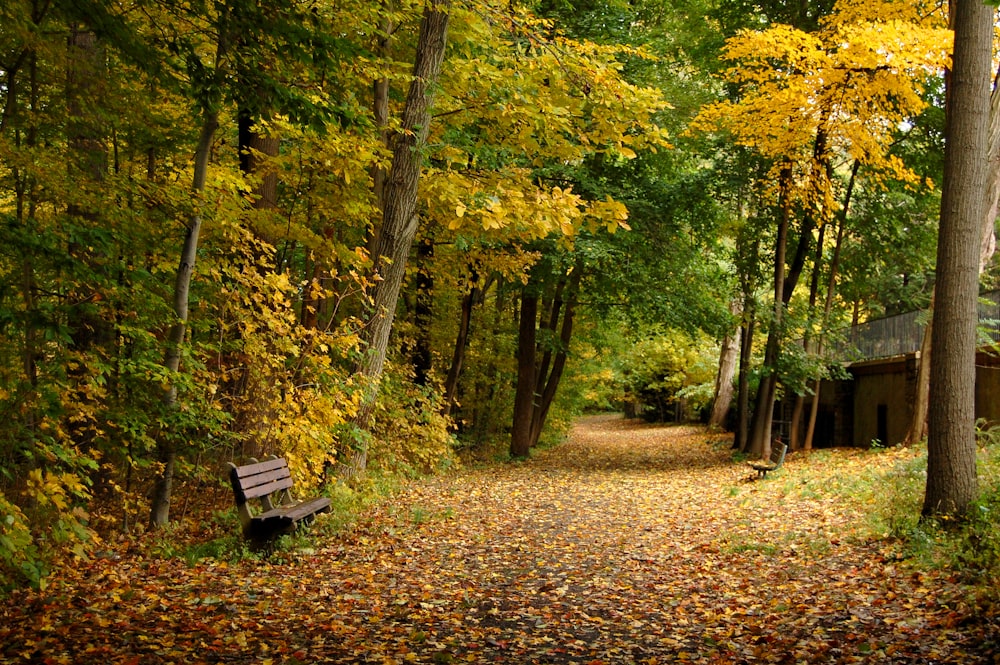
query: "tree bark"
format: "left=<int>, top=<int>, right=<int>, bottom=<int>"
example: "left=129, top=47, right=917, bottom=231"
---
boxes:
left=903, top=297, right=933, bottom=446
left=149, top=111, right=220, bottom=527
left=906, top=13, right=1000, bottom=449
left=442, top=282, right=478, bottom=417
left=922, top=0, right=989, bottom=519
left=709, top=300, right=742, bottom=430
left=510, top=290, right=538, bottom=458
left=804, top=159, right=858, bottom=450
left=353, top=0, right=451, bottom=436
left=747, top=162, right=793, bottom=459
left=791, top=217, right=828, bottom=450
left=529, top=269, right=582, bottom=447
left=412, top=237, right=434, bottom=386
left=238, top=109, right=280, bottom=210
left=735, top=306, right=755, bottom=452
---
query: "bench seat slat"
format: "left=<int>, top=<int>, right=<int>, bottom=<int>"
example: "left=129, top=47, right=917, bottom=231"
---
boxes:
left=254, top=497, right=331, bottom=524
left=238, top=471, right=294, bottom=499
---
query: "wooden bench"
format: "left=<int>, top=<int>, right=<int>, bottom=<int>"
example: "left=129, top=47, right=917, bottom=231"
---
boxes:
left=227, top=457, right=331, bottom=540
left=748, top=441, right=787, bottom=479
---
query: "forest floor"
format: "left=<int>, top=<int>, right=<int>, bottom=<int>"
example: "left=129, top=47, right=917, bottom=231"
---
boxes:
left=3, top=415, right=1000, bottom=664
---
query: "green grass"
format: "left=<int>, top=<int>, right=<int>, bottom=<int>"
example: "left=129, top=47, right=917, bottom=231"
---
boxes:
left=858, top=424, right=1000, bottom=599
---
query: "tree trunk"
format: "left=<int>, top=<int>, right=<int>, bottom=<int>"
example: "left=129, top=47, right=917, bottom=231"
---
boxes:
left=353, top=0, right=451, bottom=436
left=709, top=300, right=741, bottom=430
left=238, top=109, right=280, bottom=210
left=735, top=309, right=755, bottom=452
left=922, top=0, right=989, bottom=519
left=980, top=57, right=1000, bottom=271
left=804, top=159, right=858, bottom=450
left=66, top=26, right=109, bottom=352
left=906, top=17, right=1000, bottom=449
left=529, top=270, right=582, bottom=447
left=370, top=2, right=395, bottom=221
left=149, top=110, right=220, bottom=527
left=412, top=237, right=434, bottom=386
left=747, top=162, right=793, bottom=459
left=903, top=299, right=933, bottom=446
left=791, top=218, right=828, bottom=450
left=510, top=290, right=538, bottom=458
left=443, top=282, right=478, bottom=417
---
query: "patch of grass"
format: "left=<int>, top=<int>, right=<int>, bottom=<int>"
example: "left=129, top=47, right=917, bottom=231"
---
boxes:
left=392, top=504, right=455, bottom=527
left=722, top=537, right=778, bottom=556
left=857, top=423, right=1000, bottom=602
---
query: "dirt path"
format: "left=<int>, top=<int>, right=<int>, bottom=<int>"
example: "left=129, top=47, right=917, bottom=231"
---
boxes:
left=2, top=416, right=998, bottom=663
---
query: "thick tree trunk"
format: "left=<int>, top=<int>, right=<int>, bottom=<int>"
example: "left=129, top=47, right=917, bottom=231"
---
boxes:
left=66, top=27, right=109, bottom=352
left=353, top=0, right=451, bottom=436
left=906, top=21, right=1000, bottom=449
left=149, top=111, right=219, bottom=527
left=510, top=291, right=538, bottom=458
left=922, top=0, right=989, bottom=519
left=709, top=300, right=741, bottom=430
left=238, top=110, right=280, bottom=210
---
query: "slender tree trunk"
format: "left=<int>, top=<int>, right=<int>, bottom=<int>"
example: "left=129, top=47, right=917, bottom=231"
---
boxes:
left=149, top=111, right=220, bottom=527
left=980, top=58, right=1000, bottom=271
left=370, top=0, right=395, bottom=227
left=791, top=219, right=828, bottom=450
left=353, top=0, right=451, bottom=438
left=922, top=0, right=989, bottom=519
left=709, top=300, right=742, bottom=430
left=736, top=308, right=755, bottom=452
left=805, top=160, right=858, bottom=450
left=903, top=298, right=934, bottom=446
left=748, top=162, right=793, bottom=459
left=443, top=282, right=478, bottom=417
left=529, top=270, right=582, bottom=447
left=413, top=237, right=434, bottom=386
left=511, top=290, right=538, bottom=458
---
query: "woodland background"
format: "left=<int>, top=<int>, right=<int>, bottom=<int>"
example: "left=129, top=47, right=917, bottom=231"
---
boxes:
left=1, top=0, right=996, bottom=591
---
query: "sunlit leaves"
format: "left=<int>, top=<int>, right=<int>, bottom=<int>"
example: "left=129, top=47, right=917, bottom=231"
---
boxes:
left=692, top=0, right=950, bottom=187
left=423, top=0, right=671, bottom=242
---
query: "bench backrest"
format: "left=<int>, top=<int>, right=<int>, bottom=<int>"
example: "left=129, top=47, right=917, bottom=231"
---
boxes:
left=230, top=457, right=294, bottom=507
left=770, top=441, right=787, bottom=467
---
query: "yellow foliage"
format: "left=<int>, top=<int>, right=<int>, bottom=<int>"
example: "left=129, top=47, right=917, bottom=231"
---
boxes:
left=692, top=0, right=950, bottom=190
left=418, top=0, right=670, bottom=243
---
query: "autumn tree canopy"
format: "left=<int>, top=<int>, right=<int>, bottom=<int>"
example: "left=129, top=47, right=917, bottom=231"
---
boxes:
left=0, top=0, right=992, bottom=589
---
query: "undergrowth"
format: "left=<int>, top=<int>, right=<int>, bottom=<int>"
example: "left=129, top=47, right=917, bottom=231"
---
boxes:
left=148, top=470, right=403, bottom=567
left=865, top=421, right=1000, bottom=601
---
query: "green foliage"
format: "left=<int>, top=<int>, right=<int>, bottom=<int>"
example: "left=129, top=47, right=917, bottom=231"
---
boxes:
left=617, top=329, right=717, bottom=421
left=370, top=366, right=457, bottom=476
left=862, top=424, right=1000, bottom=599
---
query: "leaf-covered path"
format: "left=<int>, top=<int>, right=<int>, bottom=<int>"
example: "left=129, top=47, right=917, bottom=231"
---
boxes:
left=3, top=416, right=999, bottom=664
